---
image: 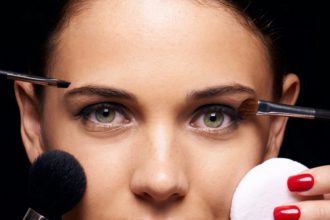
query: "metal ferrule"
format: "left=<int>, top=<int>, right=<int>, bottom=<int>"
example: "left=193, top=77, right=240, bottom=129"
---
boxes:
left=23, top=208, right=48, bottom=220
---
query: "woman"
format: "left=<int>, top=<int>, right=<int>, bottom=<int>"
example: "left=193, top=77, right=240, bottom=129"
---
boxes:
left=13, top=0, right=330, bottom=219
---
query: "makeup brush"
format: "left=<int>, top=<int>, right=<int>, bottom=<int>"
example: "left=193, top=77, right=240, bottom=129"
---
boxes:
left=238, top=98, right=330, bottom=120
left=23, top=150, right=87, bottom=220
left=0, top=69, right=70, bottom=88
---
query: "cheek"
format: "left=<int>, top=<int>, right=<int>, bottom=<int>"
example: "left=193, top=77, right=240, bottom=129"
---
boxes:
left=74, top=145, right=133, bottom=217
left=186, top=122, right=269, bottom=216
left=41, top=114, right=137, bottom=217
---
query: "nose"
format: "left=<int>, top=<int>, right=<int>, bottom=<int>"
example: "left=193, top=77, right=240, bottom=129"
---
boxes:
left=130, top=124, right=188, bottom=207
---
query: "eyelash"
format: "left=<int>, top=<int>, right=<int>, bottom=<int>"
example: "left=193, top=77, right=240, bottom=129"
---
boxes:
left=76, top=102, right=242, bottom=134
left=189, top=104, right=242, bottom=135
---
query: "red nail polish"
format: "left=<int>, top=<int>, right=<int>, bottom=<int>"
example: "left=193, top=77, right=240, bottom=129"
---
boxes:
left=287, top=173, right=314, bottom=192
left=273, top=205, right=300, bottom=220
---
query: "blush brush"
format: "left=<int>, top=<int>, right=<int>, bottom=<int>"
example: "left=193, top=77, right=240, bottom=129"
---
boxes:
left=238, top=98, right=330, bottom=120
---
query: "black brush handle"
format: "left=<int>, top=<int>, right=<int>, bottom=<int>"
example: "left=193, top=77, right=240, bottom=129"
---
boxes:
left=258, top=100, right=330, bottom=120
left=258, top=101, right=316, bottom=119
left=315, top=108, right=330, bottom=120
left=0, top=69, right=70, bottom=88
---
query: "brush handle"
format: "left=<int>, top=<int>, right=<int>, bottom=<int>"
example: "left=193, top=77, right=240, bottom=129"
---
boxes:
left=0, top=69, right=70, bottom=88
left=314, top=108, right=330, bottom=120
left=257, top=101, right=316, bottom=119
left=258, top=100, right=330, bottom=120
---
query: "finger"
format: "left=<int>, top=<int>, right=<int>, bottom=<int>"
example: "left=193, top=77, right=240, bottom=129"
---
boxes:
left=274, top=200, right=330, bottom=220
left=287, top=165, right=330, bottom=196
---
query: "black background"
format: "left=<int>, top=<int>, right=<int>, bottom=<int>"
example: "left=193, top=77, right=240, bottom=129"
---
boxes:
left=0, top=1, right=328, bottom=219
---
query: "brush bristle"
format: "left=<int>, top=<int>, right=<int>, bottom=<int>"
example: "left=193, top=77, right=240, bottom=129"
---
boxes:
left=238, top=98, right=258, bottom=117
left=56, top=80, right=71, bottom=88
left=28, top=150, right=86, bottom=218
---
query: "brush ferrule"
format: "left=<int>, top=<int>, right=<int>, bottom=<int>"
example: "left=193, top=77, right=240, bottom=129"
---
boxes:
left=23, top=208, right=48, bottom=220
left=257, top=100, right=315, bottom=119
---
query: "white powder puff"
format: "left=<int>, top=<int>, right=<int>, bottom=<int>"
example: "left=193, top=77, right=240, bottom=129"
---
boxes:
left=230, top=158, right=308, bottom=220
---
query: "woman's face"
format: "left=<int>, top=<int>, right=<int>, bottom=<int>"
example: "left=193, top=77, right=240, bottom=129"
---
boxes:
left=25, top=0, right=280, bottom=219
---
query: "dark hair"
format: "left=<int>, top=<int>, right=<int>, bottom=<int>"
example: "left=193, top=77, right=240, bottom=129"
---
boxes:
left=202, top=0, right=287, bottom=99
left=27, top=0, right=287, bottom=98
left=27, top=0, right=68, bottom=77
left=222, top=0, right=287, bottom=99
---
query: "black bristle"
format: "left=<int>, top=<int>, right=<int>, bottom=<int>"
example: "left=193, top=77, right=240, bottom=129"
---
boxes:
left=28, top=150, right=86, bottom=218
left=56, top=80, right=71, bottom=88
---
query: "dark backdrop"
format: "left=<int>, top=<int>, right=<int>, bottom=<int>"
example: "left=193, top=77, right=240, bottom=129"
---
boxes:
left=0, top=1, right=328, bottom=219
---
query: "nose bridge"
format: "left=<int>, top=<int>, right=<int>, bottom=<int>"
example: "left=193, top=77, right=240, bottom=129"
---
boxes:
left=148, top=118, right=176, bottom=161
left=130, top=117, right=188, bottom=204
left=145, top=115, right=183, bottom=173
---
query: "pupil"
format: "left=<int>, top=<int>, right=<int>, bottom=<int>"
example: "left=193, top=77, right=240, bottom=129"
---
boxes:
left=209, top=113, right=217, bottom=122
left=103, top=109, right=110, bottom=117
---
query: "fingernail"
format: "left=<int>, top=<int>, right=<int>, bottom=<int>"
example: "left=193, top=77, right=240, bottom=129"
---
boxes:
left=287, top=173, right=314, bottom=192
left=273, top=205, right=300, bottom=220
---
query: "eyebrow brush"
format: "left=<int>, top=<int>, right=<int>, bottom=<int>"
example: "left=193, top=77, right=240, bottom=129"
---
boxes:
left=0, top=69, right=71, bottom=88
left=238, top=98, right=330, bottom=120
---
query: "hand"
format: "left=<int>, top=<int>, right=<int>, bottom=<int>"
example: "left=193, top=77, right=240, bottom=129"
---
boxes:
left=273, top=165, right=330, bottom=220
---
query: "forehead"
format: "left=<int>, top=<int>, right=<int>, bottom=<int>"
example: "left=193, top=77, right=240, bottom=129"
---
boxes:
left=51, top=0, right=272, bottom=98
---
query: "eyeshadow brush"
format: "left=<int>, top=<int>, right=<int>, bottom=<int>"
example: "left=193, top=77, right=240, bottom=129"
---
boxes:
left=0, top=69, right=71, bottom=88
left=238, top=98, right=330, bottom=120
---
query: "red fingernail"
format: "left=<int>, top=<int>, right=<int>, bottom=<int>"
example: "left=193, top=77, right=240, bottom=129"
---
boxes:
left=274, top=205, right=300, bottom=220
left=287, top=173, right=314, bottom=192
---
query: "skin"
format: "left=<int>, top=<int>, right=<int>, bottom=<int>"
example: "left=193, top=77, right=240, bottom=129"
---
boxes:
left=14, top=0, right=316, bottom=219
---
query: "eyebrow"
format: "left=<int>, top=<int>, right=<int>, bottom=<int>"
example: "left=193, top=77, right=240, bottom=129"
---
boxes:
left=64, top=84, right=256, bottom=103
left=187, top=84, right=256, bottom=100
left=64, top=86, right=137, bottom=101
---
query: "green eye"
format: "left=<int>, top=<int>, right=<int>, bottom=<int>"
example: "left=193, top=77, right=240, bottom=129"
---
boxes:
left=79, top=102, right=132, bottom=132
left=95, top=107, right=115, bottom=123
left=203, top=112, right=224, bottom=128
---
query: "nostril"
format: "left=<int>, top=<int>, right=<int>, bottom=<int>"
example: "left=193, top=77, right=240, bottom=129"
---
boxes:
left=168, top=193, right=183, bottom=204
left=131, top=171, right=188, bottom=203
left=136, top=192, right=152, bottom=202
left=132, top=177, right=187, bottom=205
left=135, top=191, right=184, bottom=209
